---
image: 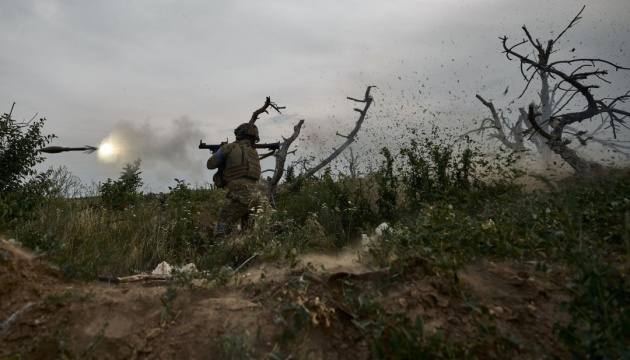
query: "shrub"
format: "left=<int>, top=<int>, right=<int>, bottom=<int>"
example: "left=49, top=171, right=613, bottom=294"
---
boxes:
left=0, top=104, right=55, bottom=228
left=376, top=147, right=397, bottom=222
left=275, top=168, right=378, bottom=248
left=99, top=159, right=143, bottom=210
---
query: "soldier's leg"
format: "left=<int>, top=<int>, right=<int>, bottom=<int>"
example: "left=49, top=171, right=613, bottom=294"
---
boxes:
left=217, top=191, right=251, bottom=236
left=236, top=186, right=263, bottom=232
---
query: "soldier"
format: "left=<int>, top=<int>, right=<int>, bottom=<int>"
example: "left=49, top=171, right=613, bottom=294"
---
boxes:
left=207, top=123, right=263, bottom=236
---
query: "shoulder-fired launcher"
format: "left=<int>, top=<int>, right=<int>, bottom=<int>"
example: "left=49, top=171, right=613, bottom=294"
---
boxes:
left=198, top=140, right=280, bottom=153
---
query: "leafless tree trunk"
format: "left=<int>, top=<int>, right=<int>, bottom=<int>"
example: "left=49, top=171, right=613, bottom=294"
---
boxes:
left=342, top=147, right=360, bottom=179
left=269, top=120, right=304, bottom=187
left=261, top=118, right=304, bottom=205
left=285, top=86, right=376, bottom=191
left=495, top=6, right=629, bottom=176
left=474, top=65, right=564, bottom=160
left=473, top=94, right=528, bottom=152
left=251, top=87, right=375, bottom=202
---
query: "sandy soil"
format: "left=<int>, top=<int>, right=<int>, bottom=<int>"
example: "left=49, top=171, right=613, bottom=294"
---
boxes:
left=1, top=239, right=569, bottom=359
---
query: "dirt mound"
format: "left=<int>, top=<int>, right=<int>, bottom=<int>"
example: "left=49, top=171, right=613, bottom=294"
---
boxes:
left=1, top=239, right=64, bottom=327
left=1, top=241, right=568, bottom=359
left=247, top=257, right=567, bottom=358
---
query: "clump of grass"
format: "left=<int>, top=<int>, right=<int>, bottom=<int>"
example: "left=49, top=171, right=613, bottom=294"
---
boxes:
left=219, top=330, right=256, bottom=360
left=3, top=135, right=629, bottom=358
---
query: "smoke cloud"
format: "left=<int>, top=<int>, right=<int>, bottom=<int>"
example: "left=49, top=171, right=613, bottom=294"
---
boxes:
left=98, top=116, right=206, bottom=183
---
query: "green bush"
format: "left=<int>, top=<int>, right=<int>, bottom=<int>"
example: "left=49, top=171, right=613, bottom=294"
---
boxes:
left=376, top=147, right=397, bottom=222
left=372, top=131, right=522, bottom=224
left=99, top=159, right=143, bottom=210
left=4, top=106, right=629, bottom=357
left=554, top=252, right=630, bottom=359
left=0, top=105, right=55, bottom=228
left=275, top=167, right=378, bottom=248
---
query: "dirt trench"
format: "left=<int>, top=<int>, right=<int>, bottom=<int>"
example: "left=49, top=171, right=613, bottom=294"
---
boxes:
left=1, top=240, right=568, bottom=359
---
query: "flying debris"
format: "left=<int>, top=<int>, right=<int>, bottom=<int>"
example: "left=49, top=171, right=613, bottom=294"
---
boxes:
left=39, top=145, right=99, bottom=154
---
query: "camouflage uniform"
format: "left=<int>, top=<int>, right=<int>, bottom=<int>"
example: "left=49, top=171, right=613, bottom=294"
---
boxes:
left=207, top=128, right=262, bottom=235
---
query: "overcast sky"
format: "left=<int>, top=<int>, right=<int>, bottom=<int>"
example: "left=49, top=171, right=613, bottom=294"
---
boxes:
left=2, top=0, right=629, bottom=192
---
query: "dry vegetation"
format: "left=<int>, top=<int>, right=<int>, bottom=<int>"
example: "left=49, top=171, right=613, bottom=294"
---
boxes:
left=2, top=128, right=629, bottom=358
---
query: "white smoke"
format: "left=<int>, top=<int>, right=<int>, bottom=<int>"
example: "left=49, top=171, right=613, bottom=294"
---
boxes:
left=98, top=116, right=206, bottom=183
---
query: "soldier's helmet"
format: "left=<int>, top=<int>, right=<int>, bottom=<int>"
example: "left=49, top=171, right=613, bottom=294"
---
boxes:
left=234, top=123, right=260, bottom=143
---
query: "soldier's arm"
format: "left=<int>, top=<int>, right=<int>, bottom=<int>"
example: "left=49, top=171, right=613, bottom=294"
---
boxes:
left=207, top=143, right=233, bottom=169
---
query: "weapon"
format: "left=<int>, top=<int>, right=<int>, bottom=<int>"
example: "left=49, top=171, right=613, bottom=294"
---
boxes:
left=198, top=140, right=280, bottom=153
left=39, top=145, right=99, bottom=154
left=199, top=140, right=281, bottom=188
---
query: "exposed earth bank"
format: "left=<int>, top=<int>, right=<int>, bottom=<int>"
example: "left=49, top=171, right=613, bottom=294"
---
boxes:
left=1, top=239, right=569, bottom=359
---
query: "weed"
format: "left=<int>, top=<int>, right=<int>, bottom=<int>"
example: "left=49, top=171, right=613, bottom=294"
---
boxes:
left=376, top=147, right=398, bottom=221
left=51, top=321, right=109, bottom=359
left=81, top=321, right=109, bottom=358
left=343, top=293, right=461, bottom=359
left=3, top=117, right=630, bottom=358
left=0, top=104, right=55, bottom=227
left=99, top=159, right=143, bottom=211
left=159, top=287, right=178, bottom=325
left=461, top=298, right=528, bottom=358
left=55, top=327, right=70, bottom=360
left=219, top=330, right=256, bottom=360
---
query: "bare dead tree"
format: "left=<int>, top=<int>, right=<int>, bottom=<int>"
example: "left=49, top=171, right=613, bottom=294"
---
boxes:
left=473, top=94, right=528, bottom=152
left=284, top=85, right=376, bottom=191
left=342, top=146, right=360, bottom=179
left=257, top=119, right=305, bottom=206
left=498, top=6, right=630, bottom=176
left=249, top=87, right=374, bottom=203
left=474, top=88, right=561, bottom=156
left=476, top=69, right=628, bottom=161
left=270, top=119, right=304, bottom=187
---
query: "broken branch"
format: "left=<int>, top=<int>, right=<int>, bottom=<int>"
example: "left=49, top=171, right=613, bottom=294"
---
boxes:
left=249, top=97, right=285, bottom=124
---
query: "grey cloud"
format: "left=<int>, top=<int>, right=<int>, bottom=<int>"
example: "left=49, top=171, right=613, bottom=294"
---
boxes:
left=3, top=0, right=629, bottom=189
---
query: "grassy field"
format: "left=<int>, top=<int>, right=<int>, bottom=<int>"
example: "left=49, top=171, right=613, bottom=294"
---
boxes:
left=2, top=139, right=629, bottom=358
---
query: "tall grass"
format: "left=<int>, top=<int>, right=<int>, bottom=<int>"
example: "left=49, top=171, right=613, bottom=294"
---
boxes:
left=3, top=133, right=629, bottom=357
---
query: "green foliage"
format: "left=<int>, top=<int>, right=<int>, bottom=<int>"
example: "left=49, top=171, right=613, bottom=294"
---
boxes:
left=5, top=122, right=630, bottom=358
left=376, top=147, right=397, bottom=221
left=14, top=185, right=222, bottom=277
left=341, top=292, right=462, bottom=359
left=219, top=330, right=256, bottom=360
left=399, top=137, right=471, bottom=205
left=542, top=175, right=630, bottom=358
left=459, top=297, right=528, bottom=357
left=284, top=164, right=297, bottom=184
left=0, top=105, right=55, bottom=227
left=160, top=287, right=178, bottom=325
left=275, top=167, right=377, bottom=248
left=366, top=171, right=630, bottom=358
left=165, top=178, right=208, bottom=251
left=99, top=159, right=143, bottom=210
left=554, top=255, right=630, bottom=358
left=371, top=131, right=522, bottom=226
left=48, top=166, right=84, bottom=198
left=367, top=203, right=482, bottom=273
left=53, top=321, right=108, bottom=359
